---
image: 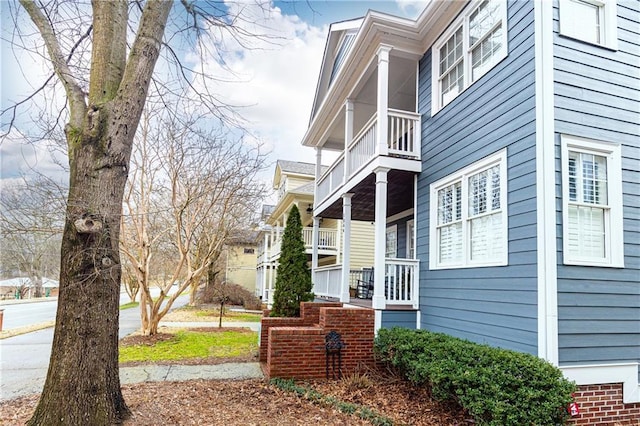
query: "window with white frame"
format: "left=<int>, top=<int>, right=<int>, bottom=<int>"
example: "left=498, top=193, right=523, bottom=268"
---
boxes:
left=432, top=0, right=508, bottom=113
left=430, top=149, right=508, bottom=269
left=559, top=0, right=618, bottom=49
left=406, top=220, right=415, bottom=259
left=386, top=225, right=398, bottom=258
left=561, top=135, right=623, bottom=267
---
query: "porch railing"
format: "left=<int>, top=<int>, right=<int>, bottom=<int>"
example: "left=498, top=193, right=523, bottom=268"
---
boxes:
left=384, top=258, right=419, bottom=308
left=316, top=108, right=420, bottom=206
left=313, top=265, right=342, bottom=297
left=311, top=260, right=419, bottom=307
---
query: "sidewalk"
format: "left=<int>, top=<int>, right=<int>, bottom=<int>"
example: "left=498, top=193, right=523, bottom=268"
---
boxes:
left=120, top=362, right=263, bottom=384
left=159, top=321, right=261, bottom=331
left=0, top=297, right=57, bottom=306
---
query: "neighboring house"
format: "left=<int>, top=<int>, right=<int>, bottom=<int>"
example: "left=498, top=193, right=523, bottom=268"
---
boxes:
left=255, top=159, right=375, bottom=305
left=223, top=234, right=259, bottom=294
left=0, top=277, right=59, bottom=299
left=302, top=0, right=639, bottom=414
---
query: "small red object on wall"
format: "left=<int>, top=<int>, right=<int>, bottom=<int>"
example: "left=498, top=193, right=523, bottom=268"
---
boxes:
left=568, top=402, right=580, bottom=417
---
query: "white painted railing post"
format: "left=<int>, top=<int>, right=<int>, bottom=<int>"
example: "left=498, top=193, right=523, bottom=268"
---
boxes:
left=261, top=233, right=269, bottom=301
left=341, top=194, right=353, bottom=302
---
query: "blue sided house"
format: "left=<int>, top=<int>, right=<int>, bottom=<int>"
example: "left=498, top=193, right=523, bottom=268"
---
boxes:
left=301, top=0, right=640, bottom=412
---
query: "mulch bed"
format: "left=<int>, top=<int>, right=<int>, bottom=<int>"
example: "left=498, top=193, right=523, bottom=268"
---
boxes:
left=1, top=327, right=473, bottom=425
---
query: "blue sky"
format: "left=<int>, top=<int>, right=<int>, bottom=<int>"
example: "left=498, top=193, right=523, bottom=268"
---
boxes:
left=0, top=1, right=427, bottom=187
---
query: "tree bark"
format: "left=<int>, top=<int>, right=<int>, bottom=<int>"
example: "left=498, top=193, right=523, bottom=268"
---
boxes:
left=24, top=1, right=172, bottom=424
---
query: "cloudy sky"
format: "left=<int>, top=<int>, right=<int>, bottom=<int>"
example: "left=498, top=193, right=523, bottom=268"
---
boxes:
left=0, top=0, right=427, bottom=189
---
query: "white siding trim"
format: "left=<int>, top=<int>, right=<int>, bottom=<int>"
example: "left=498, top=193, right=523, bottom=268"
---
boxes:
left=387, top=208, right=414, bottom=223
left=562, top=363, right=640, bottom=404
left=535, top=0, right=559, bottom=366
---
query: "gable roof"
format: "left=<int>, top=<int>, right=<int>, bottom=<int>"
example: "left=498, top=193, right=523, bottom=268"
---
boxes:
left=310, top=17, right=364, bottom=121
left=273, top=160, right=329, bottom=189
left=277, top=159, right=317, bottom=176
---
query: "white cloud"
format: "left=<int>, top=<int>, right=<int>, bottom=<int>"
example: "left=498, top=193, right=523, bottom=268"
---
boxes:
left=0, top=129, right=68, bottom=185
left=394, top=0, right=431, bottom=18
left=193, top=1, right=328, bottom=168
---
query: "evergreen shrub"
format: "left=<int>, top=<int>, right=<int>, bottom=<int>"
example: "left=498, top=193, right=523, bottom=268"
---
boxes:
left=374, top=327, right=576, bottom=425
left=270, top=204, right=314, bottom=317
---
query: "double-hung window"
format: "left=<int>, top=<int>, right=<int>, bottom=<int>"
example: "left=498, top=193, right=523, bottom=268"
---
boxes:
left=561, top=135, right=623, bottom=267
left=559, top=0, right=618, bottom=49
left=430, top=149, right=508, bottom=269
left=432, top=0, right=508, bottom=113
left=386, top=225, right=398, bottom=258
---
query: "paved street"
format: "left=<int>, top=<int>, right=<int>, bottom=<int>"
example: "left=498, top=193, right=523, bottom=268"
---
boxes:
left=0, top=294, right=189, bottom=401
left=0, top=292, right=136, bottom=330
left=0, top=300, right=58, bottom=330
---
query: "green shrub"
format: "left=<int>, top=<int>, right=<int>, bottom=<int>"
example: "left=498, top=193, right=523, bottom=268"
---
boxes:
left=375, top=328, right=576, bottom=425
left=270, top=204, right=314, bottom=317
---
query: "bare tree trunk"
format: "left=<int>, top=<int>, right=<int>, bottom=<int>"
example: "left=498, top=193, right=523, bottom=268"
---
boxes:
left=23, top=1, right=172, bottom=423
left=28, top=123, right=130, bottom=424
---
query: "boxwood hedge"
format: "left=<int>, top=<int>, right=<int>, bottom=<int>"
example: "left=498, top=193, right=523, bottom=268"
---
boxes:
left=374, top=327, right=576, bottom=425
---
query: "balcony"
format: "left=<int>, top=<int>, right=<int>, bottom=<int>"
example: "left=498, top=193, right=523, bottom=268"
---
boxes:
left=268, top=226, right=338, bottom=261
left=316, top=109, right=421, bottom=209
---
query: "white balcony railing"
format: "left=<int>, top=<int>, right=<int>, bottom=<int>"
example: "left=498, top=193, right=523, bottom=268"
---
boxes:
left=388, top=109, right=420, bottom=158
left=316, top=155, right=345, bottom=204
left=348, top=115, right=377, bottom=175
left=302, top=227, right=338, bottom=250
left=269, top=227, right=338, bottom=259
left=316, top=109, right=420, bottom=206
left=313, top=265, right=342, bottom=297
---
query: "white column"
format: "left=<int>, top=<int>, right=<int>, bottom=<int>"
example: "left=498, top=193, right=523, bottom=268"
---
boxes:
left=377, top=45, right=392, bottom=157
left=268, top=263, right=275, bottom=308
left=340, top=194, right=353, bottom=302
left=314, top=147, right=322, bottom=204
left=311, top=216, right=320, bottom=274
left=344, top=99, right=354, bottom=178
left=372, top=167, right=389, bottom=310
left=261, top=234, right=269, bottom=300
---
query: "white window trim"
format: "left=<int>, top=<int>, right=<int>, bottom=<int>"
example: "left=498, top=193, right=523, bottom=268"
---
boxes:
left=429, top=149, right=508, bottom=270
left=431, top=0, right=508, bottom=115
left=558, top=0, right=618, bottom=50
left=561, top=134, right=624, bottom=267
left=406, top=219, right=415, bottom=259
left=386, top=224, right=398, bottom=258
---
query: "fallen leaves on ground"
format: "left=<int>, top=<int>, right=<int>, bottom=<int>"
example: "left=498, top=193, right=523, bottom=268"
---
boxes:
left=0, top=369, right=473, bottom=425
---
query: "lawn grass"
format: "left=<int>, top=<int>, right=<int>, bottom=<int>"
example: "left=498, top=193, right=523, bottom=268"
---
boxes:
left=119, top=330, right=257, bottom=363
left=120, top=301, right=139, bottom=310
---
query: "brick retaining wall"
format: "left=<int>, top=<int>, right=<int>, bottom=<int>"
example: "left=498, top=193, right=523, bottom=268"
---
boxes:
left=569, top=383, right=640, bottom=425
left=260, top=302, right=375, bottom=380
left=259, top=302, right=342, bottom=362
